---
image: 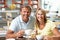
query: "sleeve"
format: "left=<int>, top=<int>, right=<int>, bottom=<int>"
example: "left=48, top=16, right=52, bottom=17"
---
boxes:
left=9, top=19, right=18, bottom=31
left=34, top=23, right=39, bottom=31
left=34, top=23, right=37, bottom=30
left=50, top=22, right=56, bottom=30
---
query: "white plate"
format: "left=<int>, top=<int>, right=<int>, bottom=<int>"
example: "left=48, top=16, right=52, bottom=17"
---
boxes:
left=23, top=36, right=31, bottom=38
left=6, top=38, right=15, bottom=40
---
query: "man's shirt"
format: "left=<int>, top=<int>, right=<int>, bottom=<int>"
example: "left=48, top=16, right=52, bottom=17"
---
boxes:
left=9, top=15, right=35, bottom=32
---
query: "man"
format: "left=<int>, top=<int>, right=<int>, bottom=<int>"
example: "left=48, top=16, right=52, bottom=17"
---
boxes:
left=6, top=5, right=35, bottom=38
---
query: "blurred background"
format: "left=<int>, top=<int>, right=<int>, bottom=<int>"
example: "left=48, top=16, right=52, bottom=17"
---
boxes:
left=0, top=0, right=60, bottom=37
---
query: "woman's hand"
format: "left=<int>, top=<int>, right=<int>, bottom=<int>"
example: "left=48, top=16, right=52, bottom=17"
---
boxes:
left=43, top=36, right=52, bottom=40
left=30, top=30, right=37, bottom=38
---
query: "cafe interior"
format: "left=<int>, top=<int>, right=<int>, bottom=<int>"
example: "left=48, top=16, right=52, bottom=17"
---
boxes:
left=0, top=0, right=60, bottom=40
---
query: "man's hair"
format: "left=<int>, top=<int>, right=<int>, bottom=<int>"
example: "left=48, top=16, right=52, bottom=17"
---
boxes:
left=20, top=5, right=31, bottom=13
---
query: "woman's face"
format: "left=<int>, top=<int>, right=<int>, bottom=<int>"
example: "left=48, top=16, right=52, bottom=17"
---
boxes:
left=36, top=10, right=44, bottom=22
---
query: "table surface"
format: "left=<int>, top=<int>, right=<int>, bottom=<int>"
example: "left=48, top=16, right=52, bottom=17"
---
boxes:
left=1, top=37, right=60, bottom=40
left=16, top=38, right=36, bottom=40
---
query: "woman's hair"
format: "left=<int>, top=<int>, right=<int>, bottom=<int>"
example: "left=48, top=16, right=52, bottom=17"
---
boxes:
left=35, top=8, right=47, bottom=28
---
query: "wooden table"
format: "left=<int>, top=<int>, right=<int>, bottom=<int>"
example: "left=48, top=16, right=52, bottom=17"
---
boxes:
left=1, top=37, right=60, bottom=40
left=0, top=37, right=5, bottom=40
left=5, top=37, right=36, bottom=40
left=16, top=37, right=60, bottom=40
left=16, top=38, right=36, bottom=40
left=51, top=37, right=60, bottom=40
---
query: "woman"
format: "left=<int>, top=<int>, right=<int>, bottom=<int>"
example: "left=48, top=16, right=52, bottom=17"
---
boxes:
left=34, top=8, right=60, bottom=40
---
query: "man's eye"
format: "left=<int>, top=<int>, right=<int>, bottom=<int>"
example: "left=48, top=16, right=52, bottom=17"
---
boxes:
left=24, top=11, right=26, bottom=13
left=27, top=12, right=29, bottom=13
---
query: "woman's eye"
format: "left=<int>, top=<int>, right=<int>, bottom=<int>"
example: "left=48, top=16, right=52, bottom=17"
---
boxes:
left=38, top=14, right=43, bottom=15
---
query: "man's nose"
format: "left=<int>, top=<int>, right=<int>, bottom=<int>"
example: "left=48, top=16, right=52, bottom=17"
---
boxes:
left=25, top=12, right=28, bottom=14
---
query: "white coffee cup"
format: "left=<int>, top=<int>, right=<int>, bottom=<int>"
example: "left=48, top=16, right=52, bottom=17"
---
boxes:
left=25, top=29, right=32, bottom=36
left=36, top=35, right=43, bottom=40
left=6, top=38, right=15, bottom=40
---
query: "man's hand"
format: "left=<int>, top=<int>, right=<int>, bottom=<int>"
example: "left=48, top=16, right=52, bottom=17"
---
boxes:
left=16, top=30, right=25, bottom=37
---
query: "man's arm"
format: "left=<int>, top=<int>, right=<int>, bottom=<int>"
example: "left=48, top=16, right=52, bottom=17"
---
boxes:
left=6, top=30, right=17, bottom=39
left=6, top=30, right=25, bottom=39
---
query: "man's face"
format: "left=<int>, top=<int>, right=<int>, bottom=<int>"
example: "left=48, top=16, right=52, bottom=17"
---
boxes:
left=20, top=8, right=31, bottom=20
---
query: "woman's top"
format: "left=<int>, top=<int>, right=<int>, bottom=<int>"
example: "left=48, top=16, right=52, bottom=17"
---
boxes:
left=34, top=20, right=56, bottom=36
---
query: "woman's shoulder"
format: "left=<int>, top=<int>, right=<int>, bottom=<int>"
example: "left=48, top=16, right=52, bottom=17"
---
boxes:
left=47, top=20, right=54, bottom=24
left=46, top=20, right=56, bottom=27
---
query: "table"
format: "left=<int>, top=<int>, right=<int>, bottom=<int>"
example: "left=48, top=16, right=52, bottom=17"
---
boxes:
left=15, top=37, right=60, bottom=40
left=6, top=38, right=36, bottom=40
left=1, top=37, right=60, bottom=40
left=0, top=37, right=5, bottom=40
left=51, top=37, right=60, bottom=40
left=16, top=38, right=36, bottom=40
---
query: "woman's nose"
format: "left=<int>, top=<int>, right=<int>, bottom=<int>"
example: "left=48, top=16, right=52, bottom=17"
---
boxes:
left=39, top=15, right=42, bottom=18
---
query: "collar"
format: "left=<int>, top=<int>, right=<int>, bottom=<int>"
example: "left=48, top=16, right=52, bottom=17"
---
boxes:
left=19, top=15, right=31, bottom=23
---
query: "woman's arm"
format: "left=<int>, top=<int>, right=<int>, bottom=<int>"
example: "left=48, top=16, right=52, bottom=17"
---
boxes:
left=52, top=27, right=60, bottom=36
left=44, top=27, right=60, bottom=40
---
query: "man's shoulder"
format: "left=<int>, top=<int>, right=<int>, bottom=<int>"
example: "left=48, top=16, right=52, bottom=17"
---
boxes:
left=12, top=15, right=20, bottom=22
left=15, top=15, right=20, bottom=19
left=14, top=15, right=20, bottom=19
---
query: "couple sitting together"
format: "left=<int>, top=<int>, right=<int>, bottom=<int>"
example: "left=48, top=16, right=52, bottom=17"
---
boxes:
left=6, top=5, right=60, bottom=40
